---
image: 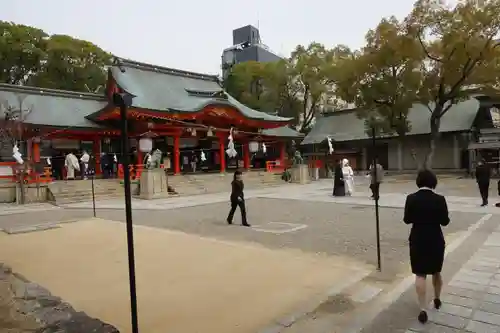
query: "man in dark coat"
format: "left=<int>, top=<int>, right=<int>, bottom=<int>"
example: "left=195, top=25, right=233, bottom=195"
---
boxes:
left=476, top=159, right=491, bottom=206
left=333, top=159, right=345, bottom=196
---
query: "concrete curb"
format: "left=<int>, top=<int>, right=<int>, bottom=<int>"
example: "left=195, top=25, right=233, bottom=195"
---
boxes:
left=258, top=269, right=371, bottom=333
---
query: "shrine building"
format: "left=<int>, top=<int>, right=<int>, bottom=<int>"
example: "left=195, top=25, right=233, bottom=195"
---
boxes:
left=0, top=57, right=301, bottom=177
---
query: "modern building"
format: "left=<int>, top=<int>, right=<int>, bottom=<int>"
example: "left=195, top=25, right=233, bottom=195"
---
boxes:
left=221, top=25, right=281, bottom=79
left=0, top=57, right=301, bottom=178
left=301, top=97, right=500, bottom=173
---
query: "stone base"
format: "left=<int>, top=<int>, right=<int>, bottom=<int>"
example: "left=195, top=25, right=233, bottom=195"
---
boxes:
left=290, top=164, right=311, bottom=184
left=0, top=183, right=15, bottom=203
left=0, top=182, right=49, bottom=204
left=139, top=169, right=168, bottom=199
left=16, top=184, right=48, bottom=204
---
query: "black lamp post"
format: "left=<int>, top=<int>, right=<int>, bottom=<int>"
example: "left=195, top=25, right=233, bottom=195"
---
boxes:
left=370, top=125, right=382, bottom=272
left=112, top=92, right=139, bottom=333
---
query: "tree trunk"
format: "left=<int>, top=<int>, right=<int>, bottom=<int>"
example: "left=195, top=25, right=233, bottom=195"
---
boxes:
left=424, top=113, right=441, bottom=170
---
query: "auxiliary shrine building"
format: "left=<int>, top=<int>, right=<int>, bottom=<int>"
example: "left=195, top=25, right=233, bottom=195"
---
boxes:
left=0, top=58, right=300, bottom=177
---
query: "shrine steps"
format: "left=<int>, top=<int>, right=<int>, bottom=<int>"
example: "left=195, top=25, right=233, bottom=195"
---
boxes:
left=167, top=171, right=285, bottom=196
left=47, top=171, right=286, bottom=204
left=48, top=179, right=124, bottom=205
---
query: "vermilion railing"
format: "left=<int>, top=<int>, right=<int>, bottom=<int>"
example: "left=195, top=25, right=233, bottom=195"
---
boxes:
left=118, top=164, right=149, bottom=180
left=266, top=160, right=287, bottom=173
left=0, top=162, right=53, bottom=183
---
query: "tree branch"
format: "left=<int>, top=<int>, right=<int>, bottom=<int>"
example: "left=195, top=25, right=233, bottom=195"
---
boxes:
left=417, top=30, right=442, bottom=62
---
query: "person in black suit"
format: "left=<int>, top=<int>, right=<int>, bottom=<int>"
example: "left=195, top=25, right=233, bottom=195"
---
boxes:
left=227, top=170, right=250, bottom=227
left=333, top=159, right=345, bottom=196
left=403, top=169, right=450, bottom=324
left=475, top=159, right=491, bottom=206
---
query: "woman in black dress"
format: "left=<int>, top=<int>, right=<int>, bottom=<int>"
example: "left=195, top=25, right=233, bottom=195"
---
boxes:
left=227, top=170, right=250, bottom=227
left=333, top=160, right=345, bottom=196
left=403, top=170, right=450, bottom=324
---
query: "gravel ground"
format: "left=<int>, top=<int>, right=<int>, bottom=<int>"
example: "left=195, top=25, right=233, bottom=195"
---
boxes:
left=85, top=198, right=484, bottom=278
left=0, top=191, right=486, bottom=279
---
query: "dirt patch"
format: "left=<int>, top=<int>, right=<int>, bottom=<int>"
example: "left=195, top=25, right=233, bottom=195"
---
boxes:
left=314, top=294, right=355, bottom=314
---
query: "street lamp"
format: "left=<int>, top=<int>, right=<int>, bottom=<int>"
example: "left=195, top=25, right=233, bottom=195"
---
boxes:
left=370, top=124, right=382, bottom=272
left=366, top=113, right=385, bottom=272
left=112, top=92, right=139, bottom=333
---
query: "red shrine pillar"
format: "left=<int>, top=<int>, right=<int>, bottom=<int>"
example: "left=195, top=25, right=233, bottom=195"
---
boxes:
left=137, top=150, right=143, bottom=165
left=93, top=138, right=101, bottom=175
left=173, top=135, right=180, bottom=175
left=243, top=143, right=250, bottom=169
left=280, top=141, right=287, bottom=167
left=32, top=141, right=40, bottom=163
left=217, top=132, right=226, bottom=173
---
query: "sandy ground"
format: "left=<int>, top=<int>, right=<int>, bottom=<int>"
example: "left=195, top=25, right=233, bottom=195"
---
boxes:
left=0, top=218, right=371, bottom=333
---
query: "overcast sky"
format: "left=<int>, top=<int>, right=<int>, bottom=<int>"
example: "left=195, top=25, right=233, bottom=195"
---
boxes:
left=3, top=0, right=417, bottom=75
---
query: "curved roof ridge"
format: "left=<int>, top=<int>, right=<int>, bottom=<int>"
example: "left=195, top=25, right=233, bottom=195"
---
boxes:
left=0, top=83, right=106, bottom=101
left=113, top=57, right=220, bottom=82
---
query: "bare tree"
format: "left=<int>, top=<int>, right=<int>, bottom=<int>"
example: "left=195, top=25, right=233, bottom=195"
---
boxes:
left=0, top=93, right=33, bottom=204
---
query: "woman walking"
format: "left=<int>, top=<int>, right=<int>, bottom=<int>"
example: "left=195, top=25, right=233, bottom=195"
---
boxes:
left=227, top=170, right=250, bottom=227
left=403, top=169, right=450, bottom=323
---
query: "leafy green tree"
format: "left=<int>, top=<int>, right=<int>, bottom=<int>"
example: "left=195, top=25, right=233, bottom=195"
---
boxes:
left=335, top=17, right=422, bottom=138
left=0, top=21, right=48, bottom=85
left=224, top=43, right=339, bottom=132
left=407, top=0, right=500, bottom=167
left=337, top=0, right=500, bottom=169
left=31, top=35, right=111, bottom=92
left=224, top=61, right=267, bottom=110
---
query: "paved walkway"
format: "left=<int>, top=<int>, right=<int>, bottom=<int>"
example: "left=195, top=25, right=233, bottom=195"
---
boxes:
left=406, top=225, right=500, bottom=333
left=0, top=203, right=60, bottom=216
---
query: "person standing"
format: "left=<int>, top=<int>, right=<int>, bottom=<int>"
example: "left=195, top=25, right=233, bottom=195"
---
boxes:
left=333, top=159, right=345, bottom=196
left=476, top=159, right=491, bottom=206
left=51, top=152, right=64, bottom=180
left=191, top=154, right=198, bottom=173
left=65, top=151, right=80, bottom=180
left=369, top=160, right=384, bottom=199
left=342, top=158, right=355, bottom=196
left=403, top=170, right=450, bottom=324
left=227, top=170, right=250, bottom=227
left=80, top=150, right=90, bottom=180
left=100, top=153, right=110, bottom=179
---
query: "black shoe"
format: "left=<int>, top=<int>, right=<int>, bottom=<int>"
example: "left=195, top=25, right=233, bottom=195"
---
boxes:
left=417, top=310, right=428, bottom=324
left=227, top=219, right=232, bottom=225
left=242, top=223, right=251, bottom=227
left=434, top=298, right=442, bottom=310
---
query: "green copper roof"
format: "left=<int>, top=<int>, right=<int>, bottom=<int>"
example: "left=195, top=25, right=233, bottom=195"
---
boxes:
left=0, top=83, right=107, bottom=128
left=111, top=58, right=292, bottom=123
left=302, top=98, right=480, bottom=145
left=262, top=126, right=302, bottom=138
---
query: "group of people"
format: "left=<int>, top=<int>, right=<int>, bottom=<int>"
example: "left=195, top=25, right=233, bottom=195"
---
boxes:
left=332, top=158, right=384, bottom=199
left=50, top=150, right=120, bottom=180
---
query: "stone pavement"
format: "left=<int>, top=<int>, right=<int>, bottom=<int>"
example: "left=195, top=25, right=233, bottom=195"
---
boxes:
left=0, top=203, right=60, bottom=216
left=406, top=227, right=500, bottom=333
left=268, top=190, right=500, bottom=215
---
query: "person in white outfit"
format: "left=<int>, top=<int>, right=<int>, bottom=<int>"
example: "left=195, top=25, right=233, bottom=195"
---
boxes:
left=65, top=151, right=80, bottom=180
left=80, top=150, right=90, bottom=180
left=342, top=158, right=355, bottom=196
